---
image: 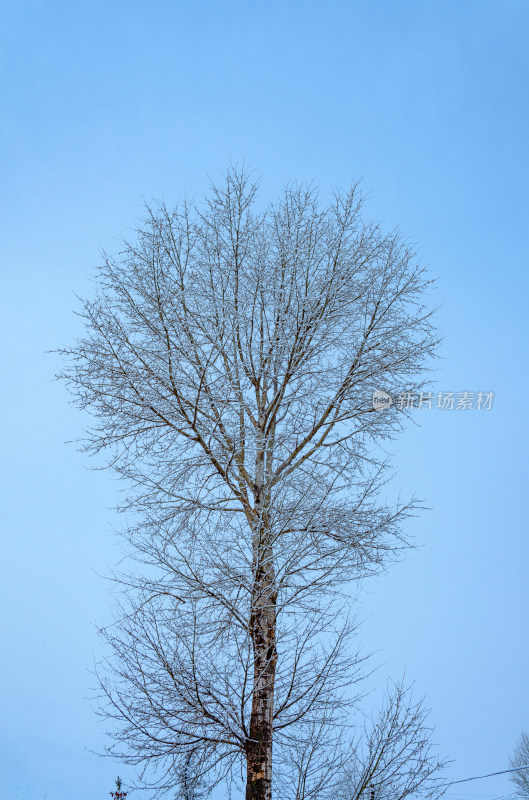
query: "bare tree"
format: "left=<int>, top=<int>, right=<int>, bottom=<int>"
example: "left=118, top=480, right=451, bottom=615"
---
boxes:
left=510, top=731, right=529, bottom=798
left=177, top=750, right=208, bottom=800
left=60, top=166, right=441, bottom=800
left=275, top=679, right=447, bottom=800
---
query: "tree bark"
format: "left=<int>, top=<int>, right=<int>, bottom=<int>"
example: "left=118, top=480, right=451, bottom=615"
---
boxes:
left=246, top=537, right=277, bottom=800
left=246, top=416, right=277, bottom=800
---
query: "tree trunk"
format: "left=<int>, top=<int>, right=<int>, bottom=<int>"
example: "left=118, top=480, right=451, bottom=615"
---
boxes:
left=246, top=474, right=277, bottom=800
left=245, top=399, right=278, bottom=800
left=246, top=549, right=277, bottom=800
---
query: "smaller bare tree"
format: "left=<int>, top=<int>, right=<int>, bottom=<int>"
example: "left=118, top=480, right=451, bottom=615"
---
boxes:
left=510, top=731, right=529, bottom=798
left=274, top=679, right=448, bottom=800
left=177, top=751, right=209, bottom=800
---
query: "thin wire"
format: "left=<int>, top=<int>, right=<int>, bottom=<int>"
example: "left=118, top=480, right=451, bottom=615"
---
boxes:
left=439, top=765, right=529, bottom=789
left=438, top=793, right=518, bottom=800
left=447, top=794, right=518, bottom=796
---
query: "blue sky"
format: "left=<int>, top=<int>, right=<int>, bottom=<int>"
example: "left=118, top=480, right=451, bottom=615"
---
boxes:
left=1, top=1, right=528, bottom=797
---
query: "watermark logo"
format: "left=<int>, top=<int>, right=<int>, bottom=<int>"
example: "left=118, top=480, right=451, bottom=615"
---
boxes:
left=372, top=390, right=393, bottom=411
left=373, top=390, right=494, bottom=411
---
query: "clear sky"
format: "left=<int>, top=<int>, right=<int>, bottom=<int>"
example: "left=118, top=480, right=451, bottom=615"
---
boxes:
left=1, top=1, right=528, bottom=798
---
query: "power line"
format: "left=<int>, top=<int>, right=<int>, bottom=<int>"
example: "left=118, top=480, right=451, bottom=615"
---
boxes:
left=359, top=765, right=529, bottom=800
left=442, top=793, right=519, bottom=800
left=439, top=764, right=529, bottom=789
left=447, top=792, right=519, bottom=800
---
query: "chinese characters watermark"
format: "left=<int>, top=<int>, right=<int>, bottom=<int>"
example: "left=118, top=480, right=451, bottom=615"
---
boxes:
left=372, top=390, right=494, bottom=411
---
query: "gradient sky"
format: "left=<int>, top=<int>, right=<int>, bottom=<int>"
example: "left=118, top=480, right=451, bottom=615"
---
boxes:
left=1, top=1, right=528, bottom=798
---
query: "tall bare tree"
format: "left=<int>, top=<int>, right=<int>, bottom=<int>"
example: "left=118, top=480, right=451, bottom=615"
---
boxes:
left=60, top=167, right=440, bottom=800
